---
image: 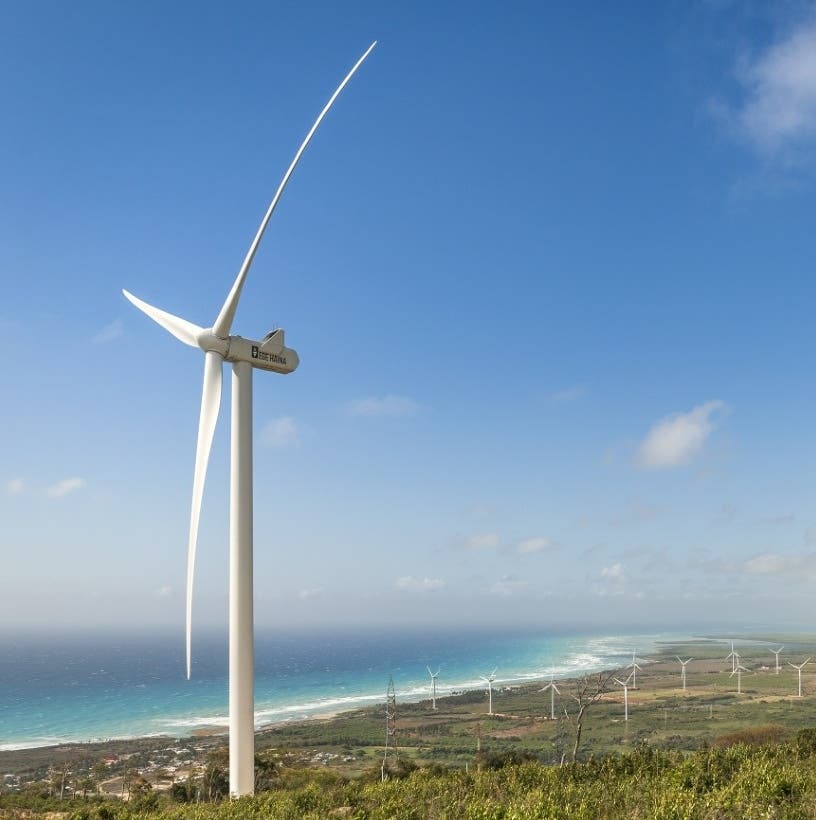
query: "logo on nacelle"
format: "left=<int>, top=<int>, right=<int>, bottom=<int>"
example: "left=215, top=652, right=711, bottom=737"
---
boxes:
left=250, top=344, right=287, bottom=366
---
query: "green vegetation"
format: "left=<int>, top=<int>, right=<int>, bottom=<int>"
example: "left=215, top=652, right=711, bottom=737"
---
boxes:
left=5, top=732, right=816, bottom=817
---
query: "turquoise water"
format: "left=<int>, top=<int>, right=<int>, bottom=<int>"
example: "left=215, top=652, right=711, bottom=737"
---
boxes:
left=0, top=628, right=687, bottom=750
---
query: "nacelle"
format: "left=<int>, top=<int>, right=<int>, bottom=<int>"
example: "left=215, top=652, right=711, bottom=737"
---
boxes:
left=225, top=332, right=299, bottom=374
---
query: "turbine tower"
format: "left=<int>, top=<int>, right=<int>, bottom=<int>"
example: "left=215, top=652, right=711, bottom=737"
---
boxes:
left=789, top=658, right=811, bottom=698
left=772, top=646, right=784, bottom=675
left=731, top=662, right=748, bottom=695
left=614, top=677, right=630, bottom=722
left=480, top=669, right=497, bottom=716
left=123, top=43, right=376, bottom=797
left=427, top=666, right=440, bottom=710
left=540, top=669, right=560, bottom=720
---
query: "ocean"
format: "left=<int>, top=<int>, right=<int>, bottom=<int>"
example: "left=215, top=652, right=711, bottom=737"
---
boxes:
left=0, top=627, right=688, bottom=751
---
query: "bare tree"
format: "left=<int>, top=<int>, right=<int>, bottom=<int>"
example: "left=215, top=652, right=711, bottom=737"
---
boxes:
left=564, top=670, right=616, bottom=763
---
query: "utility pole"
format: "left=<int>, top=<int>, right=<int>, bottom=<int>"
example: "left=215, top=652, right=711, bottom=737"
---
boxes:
left=475, top=722, right=484, bottom=770
left=381, top=676, right=398, bottom=781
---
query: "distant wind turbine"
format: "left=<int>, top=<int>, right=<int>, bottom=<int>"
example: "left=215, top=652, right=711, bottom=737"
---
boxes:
left=614, top=677, right=630, bottom=722
left=427, top=667, right=440, bottom=710
left=725, top=641, right=738, bottom=673
left=628, top=650, right=653, bottom=689
left=789, top=659, right=811, bottom=698
left=123, top=42, right=377, bottom=797
left=540, top=669, right=560, bottom=720
left=676, top=657, right=693, bottom=692
left=772, top=646, right=784, bottom=675
left=480, top=669, right=497, bottom=716
left=731, top=662, right=748, bottom=695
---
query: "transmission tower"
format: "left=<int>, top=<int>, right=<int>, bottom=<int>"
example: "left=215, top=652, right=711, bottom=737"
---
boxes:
left=381, top=675, right=398, bottom=781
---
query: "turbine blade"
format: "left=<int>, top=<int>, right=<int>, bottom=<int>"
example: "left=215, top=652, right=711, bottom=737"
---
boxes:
left=186, top=350, right=224, bottom=679
left=123, top=289, right=203, bottom=347
left=212, top=41, right=377, bottom=338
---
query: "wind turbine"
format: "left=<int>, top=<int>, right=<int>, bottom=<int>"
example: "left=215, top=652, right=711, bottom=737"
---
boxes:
left=628, top=650, right=652, bottom=689
left=427, top=667, right=440, bottom=710
left=725, top=641, right=738, bottom=673
left=480, top=669, right=497, bottom=716
left=772, top=646, right=784, bottom=675
left=731, top=662, right=748, bottom=695
left=540, top=669, right=560, bottom=720
left=122, top=43, right=376, bottom=797
left=789, top=659, right=811, bottom=698
left=614, top=677, right=630, bottom=722
left=676, top=657, right=693, bottom=692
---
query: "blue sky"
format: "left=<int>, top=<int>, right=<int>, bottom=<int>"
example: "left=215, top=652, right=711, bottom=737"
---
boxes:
left=2, top=1, right=816, bottom=634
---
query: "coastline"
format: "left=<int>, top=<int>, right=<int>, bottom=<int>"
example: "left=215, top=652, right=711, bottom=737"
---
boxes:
left=0, top=631, right=689, bottom=754
left=4, top=632, right=816, bottom=782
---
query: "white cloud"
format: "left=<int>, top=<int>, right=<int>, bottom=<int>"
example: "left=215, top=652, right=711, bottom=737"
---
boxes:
left=734, top=20, right=816, bottom=155
left=346, top=395, right=422, bottom=418
left=489, top=575, right=528, bottom=597
left=261, top=416, right=300, bottom=448
left=600, top=562, right=626, bottom=581
left=460, top=532, right=501, bottom=550
left=298, top=586, right=324, bottom=600
left=637, top=400, right=726, bottom=470
left=154, top=585, right=172, bottom=598
left=92, top=318, right=124, bottom=344
left=395, top=576, right=445, bottom=592
left=5, top=478, right=24, bottom=494
left=742, top=552, right=816, bottom=577
left=547, top=386, right=585, bottom=403
left=47, top=477, right=86, bottom=498
left=516, top=537, right=555, bottom=554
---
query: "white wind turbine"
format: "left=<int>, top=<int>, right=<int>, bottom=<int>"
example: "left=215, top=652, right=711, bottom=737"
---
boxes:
left=725, top=641, right=738, bottom=673
left=427, top=667, right=440, bottom=710
left=731, top=661, right=748, bottom=695
left=614, top=676, right=630, bottom=722
left=628, top=650, right=652, bottom=689
left=789, top=658, right=811, bottom=698
left=480, top=669, right=497, bottom=716
left=677, top=656, right=693, bottom=692
left=772, top=646, right=784, bottom=675
left=540, top=669, right=560, bottom=720
left=123, top=43, right=376, bottom=797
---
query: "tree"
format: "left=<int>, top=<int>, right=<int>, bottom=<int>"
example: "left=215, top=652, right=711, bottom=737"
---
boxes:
left=254, top=753, right=278, bottom=792
left=202, top=749, right=229, bottom=802
left=129, top=775, right=158, bottom=812
left=92, top=762, right=109, bottom=796
left=564, top=670, right=616, bottom=763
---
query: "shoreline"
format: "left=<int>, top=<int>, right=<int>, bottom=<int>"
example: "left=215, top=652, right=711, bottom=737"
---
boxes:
left=2, top=631, right=798, bottom=758
left=4, top=632, right=816, bottom=778
left=0, top=641, right=671, bottom=754
left=0, top=638, right=686, bottom=771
